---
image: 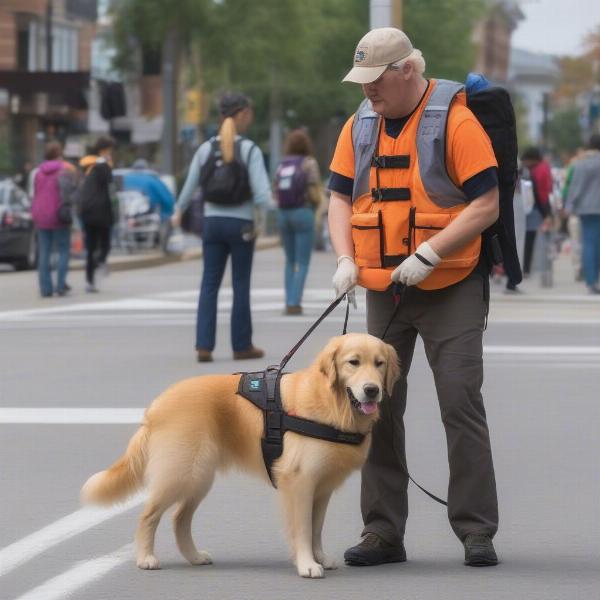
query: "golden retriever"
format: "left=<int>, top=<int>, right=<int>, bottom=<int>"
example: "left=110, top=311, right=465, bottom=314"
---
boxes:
left=81, top=333, right=399, bottom=578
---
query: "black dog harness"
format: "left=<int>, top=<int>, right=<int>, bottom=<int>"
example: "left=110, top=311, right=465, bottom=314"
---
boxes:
left=235, top=295, right=365, bottom=487
left=235, top=290, right=448, bottom=507
left=237, top=367, right=365, bottom=487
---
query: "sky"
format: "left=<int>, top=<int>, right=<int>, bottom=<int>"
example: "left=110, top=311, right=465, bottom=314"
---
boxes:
left=511, top=0, right=600, bottom=56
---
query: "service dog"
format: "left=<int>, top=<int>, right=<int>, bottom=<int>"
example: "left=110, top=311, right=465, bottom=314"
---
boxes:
left=81, top=333, right=400, bottom=578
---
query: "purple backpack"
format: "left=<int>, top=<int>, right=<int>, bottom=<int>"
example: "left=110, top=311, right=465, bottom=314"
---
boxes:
left=31, top=160, right=64, bottom=229
left=275, top=155, right=308, bottom=209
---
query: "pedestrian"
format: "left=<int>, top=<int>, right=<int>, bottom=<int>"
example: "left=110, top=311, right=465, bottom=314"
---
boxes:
left=562, top=150, right=586, bottom=282
left=328, top=28, right=501, bottom=567
left=275, top=128, right=324, bottom=315
left=564, top=134, right=600, bottom=294
left=172, top=92, right=271, bottom=362
left=123, top=159, right=175, bottom=253
left=521, top=147, right=553, bottom=277
left=31, top=142, right=76, bottom=297
left=15, top=160, right=33, bottom=191
left=79, top=136, right=115, bottom=293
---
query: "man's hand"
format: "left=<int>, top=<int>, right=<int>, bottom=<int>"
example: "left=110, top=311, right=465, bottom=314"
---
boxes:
left=541, top=215, right=553, bottom=232
left=333, top=255, right=358, bottom=306
left=171, top=210, right=181, bottom=228
left=391, top=242, right=441, bottom=286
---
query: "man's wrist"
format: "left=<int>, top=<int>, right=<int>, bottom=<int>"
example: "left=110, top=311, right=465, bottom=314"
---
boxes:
left=336, top=254, right=355, bottom=266
left=415, top=242, right=441, bottom=266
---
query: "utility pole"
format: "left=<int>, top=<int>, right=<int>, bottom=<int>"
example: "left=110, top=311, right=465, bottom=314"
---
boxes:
left=45, top=0, right=53, bottom=71
left=161, top=27, right=178, bottom=176
left=268, top=66, right=282, bottom=179
left=370, top=0, right=402, bottom=29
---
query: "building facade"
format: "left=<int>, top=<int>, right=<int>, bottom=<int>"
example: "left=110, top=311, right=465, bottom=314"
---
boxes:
left=508, top=47, right=561, bottom=145
left=0, top=0, right=96, bottom=170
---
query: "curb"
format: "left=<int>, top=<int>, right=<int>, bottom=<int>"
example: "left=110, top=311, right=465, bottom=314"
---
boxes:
left=68, top=236, right=281, bottom=273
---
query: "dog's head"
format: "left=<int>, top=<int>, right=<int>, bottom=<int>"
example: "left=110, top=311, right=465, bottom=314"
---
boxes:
left=318, top=333, right=400, bottom=418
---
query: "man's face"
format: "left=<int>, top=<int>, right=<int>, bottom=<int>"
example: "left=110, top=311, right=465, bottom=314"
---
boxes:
left=362, top=64, right=411, bottom=118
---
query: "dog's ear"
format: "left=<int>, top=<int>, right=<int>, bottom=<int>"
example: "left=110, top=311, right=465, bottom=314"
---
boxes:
left=384, top=342, right=401, bottom=395
left=318, top=337, right=340, bottom=389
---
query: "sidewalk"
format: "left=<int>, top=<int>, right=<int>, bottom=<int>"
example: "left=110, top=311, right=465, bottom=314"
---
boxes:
left=68, top=233, right=282, bottom=273
left=490, top=252, right=600, bottom=303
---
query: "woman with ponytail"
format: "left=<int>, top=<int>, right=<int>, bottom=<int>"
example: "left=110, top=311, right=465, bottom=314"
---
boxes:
left=173, top=92, right=271, bottom=362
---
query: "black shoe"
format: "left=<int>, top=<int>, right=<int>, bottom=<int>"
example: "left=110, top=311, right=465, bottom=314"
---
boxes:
left=344, top=533, right=406, bottom=566
left=463, top=534, right=498, bottom=567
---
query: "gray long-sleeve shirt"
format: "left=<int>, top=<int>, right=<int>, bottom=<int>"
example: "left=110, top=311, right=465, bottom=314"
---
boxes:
left=176, top=136, right=272, bottom=221
left=565, top=151, right=600, bottom=216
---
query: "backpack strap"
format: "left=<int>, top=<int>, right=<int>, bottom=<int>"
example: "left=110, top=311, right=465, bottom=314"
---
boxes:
left=416, top=79, right=467, bottom=208
left=351, top=98, right=381, bottom=202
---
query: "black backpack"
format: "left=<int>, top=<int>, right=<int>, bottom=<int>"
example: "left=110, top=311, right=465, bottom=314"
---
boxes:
left=199, top=137, right=255, bottom=206
left=467, top=86, right=522, bottom=284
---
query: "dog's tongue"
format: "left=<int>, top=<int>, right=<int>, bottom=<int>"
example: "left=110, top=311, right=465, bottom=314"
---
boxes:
left=360, top=402, right=378, bottom=415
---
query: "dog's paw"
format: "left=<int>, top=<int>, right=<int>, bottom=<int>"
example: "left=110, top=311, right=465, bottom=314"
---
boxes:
left=314, top=551, right=337, bottom=570
left=189, top=551, right=212, bottom=566
left=137, top=555, right=160, bottom=570
left=297, top=561, right=325, bottom=578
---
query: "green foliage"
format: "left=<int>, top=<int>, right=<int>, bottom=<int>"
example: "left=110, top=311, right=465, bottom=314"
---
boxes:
left=0, top=125, right=13, bottom=173
left=109, top=0, right=209, bottom=72
left=547, top=108, right=583, bottom=156
left=110, top=0, right=488, bottom=144
left=403, top=0, right=485, bottom=81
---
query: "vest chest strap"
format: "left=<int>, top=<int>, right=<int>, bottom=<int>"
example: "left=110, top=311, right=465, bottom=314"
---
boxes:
left=371, top=155, right=410, bottom=169
left=371, top=187, right=411, bottom=202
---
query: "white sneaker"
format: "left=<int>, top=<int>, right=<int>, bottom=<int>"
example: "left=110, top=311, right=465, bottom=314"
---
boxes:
left=94, top=263, right=109, bottom=291
left=86, top=283, right=99, bottom=293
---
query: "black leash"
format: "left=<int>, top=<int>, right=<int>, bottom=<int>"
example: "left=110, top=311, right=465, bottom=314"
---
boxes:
left=381, top=283, right=448, bottom=507
left=276, top=286, right=447, bottom=508
left=279, top=294, right=350, bottom=371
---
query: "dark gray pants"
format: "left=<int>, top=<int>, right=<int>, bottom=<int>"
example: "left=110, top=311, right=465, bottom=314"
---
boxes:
left=362, top=272, right=498, bottom=543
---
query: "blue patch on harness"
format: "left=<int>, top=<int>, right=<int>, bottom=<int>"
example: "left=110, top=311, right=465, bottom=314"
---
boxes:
left=249, top=379, right=262, bottom=391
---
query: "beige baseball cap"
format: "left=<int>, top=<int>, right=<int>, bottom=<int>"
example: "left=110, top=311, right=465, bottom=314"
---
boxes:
left=343, top=27, right=418, bottom=84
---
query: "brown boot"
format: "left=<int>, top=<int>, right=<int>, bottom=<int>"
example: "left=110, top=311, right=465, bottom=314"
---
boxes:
left=284, top=305, right=302, bottom=315
left=196, top=348, right=213, bottom=362
left=233, top=346, right=265, bottom=360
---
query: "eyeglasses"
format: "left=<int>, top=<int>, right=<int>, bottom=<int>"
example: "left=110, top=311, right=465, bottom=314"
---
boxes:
left=369, top=64, right=400, bottom=85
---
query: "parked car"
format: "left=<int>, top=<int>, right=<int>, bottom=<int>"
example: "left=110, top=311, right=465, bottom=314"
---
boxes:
left=0, top=178, right=36, bottom=270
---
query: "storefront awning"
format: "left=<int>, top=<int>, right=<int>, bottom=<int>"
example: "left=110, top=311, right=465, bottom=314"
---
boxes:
left=0, top=71, right=90, bottom=108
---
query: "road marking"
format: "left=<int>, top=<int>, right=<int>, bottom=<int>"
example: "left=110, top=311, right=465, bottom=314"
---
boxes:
left=0, top=496, right=143, bottom=578
left=14, top=543, right=133, bottom=600
left=0, top=407, right=144, bottom=424
left=484, top=346, right=600, bottom=355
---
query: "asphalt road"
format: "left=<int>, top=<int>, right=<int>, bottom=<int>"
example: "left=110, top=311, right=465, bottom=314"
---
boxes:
left=1, top=248, right=599, bottom=600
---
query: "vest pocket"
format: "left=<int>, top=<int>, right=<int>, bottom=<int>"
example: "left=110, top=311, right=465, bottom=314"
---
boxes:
left=351, top=211, right=383, bottom=268
left=411, top=212, right=480, bottom=268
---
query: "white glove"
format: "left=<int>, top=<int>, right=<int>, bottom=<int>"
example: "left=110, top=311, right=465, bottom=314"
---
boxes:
left=332, top=255, right=358, bottom=308
left=391, top=241, right=441, bottom=286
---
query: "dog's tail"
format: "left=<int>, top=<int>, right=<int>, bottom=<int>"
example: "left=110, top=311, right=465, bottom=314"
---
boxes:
left=81, top=425, right=148, bottom=506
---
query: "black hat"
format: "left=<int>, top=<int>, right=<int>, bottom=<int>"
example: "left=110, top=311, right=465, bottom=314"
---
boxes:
left=218, top=92, right=251, bottom=118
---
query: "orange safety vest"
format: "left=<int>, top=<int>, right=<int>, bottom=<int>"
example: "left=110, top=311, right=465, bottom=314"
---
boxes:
left=350, top=79, right=482, bottom=291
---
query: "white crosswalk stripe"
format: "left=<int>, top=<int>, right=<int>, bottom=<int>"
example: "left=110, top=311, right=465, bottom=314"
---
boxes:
left=0, top=287, right=597, bottom=326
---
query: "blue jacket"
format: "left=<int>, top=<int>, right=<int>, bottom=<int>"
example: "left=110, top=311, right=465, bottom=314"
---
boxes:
left=122, top=172, right=175, bottom=220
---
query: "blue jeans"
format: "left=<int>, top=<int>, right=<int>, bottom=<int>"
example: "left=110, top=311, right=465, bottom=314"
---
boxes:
left=196, top=217, right=255, bottom=352
left=277, top=207, right=315, bottom=307
left=580, top=214, right=600, bottom=288
left=37, top=228, right=71, bottom=296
